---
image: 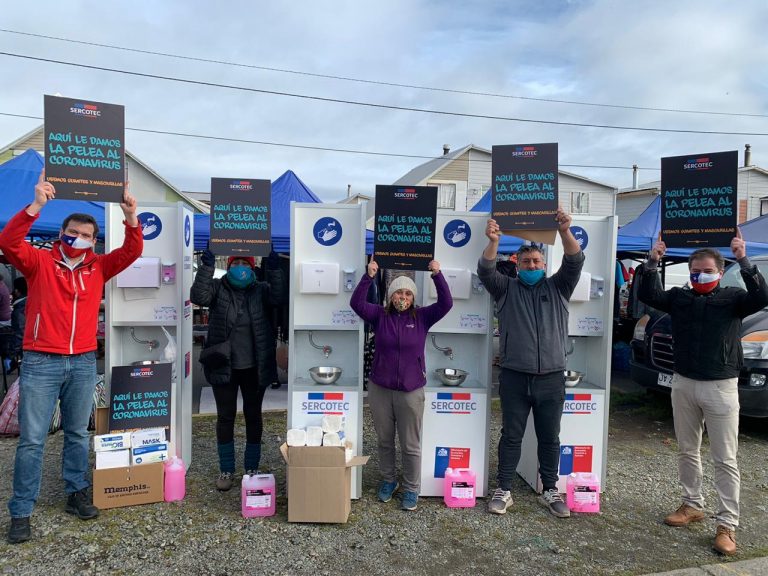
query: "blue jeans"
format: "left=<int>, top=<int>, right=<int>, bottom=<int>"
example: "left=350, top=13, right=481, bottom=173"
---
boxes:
left=8, top=351, right=97, bottom=518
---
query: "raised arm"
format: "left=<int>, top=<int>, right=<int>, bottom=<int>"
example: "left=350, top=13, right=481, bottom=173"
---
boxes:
left=638, top=238, right=674, bottom=312
left=421, top=260, right=453, bottom=328
left=477, top=218, right=510, bottom=301
left=100, top=185, right=143, bottom=280
left=350, top=258, right=382, bottom=325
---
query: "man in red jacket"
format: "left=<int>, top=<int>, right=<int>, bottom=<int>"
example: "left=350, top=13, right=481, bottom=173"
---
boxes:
left=1, top=171, right=143, bottom=544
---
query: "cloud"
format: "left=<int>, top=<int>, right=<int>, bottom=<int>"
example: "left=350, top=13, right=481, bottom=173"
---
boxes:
left=1, top=0, right=767, bottom=200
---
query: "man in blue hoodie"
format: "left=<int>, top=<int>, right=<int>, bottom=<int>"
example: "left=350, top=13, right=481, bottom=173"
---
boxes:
left=477, top=208, right=583, bottom=518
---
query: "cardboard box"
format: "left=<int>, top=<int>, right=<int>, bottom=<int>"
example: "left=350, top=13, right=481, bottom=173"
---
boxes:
left=95, top=407, right=109, bottom=435
left=96, top=449, right=130, bottom=470
left=92, top=462, right=164, bottom=509
left=280, top=443, right=368, bottom=523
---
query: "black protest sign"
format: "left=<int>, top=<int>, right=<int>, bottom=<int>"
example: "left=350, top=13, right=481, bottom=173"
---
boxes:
left=492, top=143, right=558, bottom=230
left=44, top=95, right=125, bottom=202
left=374, top=185, right=438, bottom=270
left=661, top=151, right=738, bottom=248
left=210, top=178, right=272, bottom=256
left=109, top=363, right=172, bottom=432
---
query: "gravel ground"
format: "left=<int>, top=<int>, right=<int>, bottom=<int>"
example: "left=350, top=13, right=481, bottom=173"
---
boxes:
left=1, top=378, right=767, bottom=576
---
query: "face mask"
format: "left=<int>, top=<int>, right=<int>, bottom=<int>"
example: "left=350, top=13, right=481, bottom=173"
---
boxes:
left=60, top=234, right=94, bottom=258
left=690, top=271, right=721, bottom=294
left=227, top=265, right=254, bottom=288
left=518, top=269, right=546, bottom=286
left=393, top=297, right=411, bottom=312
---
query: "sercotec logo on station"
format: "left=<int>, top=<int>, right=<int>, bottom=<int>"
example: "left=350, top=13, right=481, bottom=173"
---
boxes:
left=431, top=392, right=477, bottom=414
left=563, top=393, right=597, bottom=414
left=302, top=392, right=350, bottom=415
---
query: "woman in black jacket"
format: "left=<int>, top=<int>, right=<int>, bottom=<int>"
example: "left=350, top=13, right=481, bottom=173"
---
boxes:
left=191, top=250, right=285, bottom=491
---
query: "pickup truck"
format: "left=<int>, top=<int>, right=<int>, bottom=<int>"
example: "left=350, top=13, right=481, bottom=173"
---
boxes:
left=629, top=256, right=768, bottom=418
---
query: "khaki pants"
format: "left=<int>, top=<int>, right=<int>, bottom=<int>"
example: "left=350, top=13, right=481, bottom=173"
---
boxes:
left=671, top=373, right=740, bottom=530
left=367, top=381, right=425, bottom=493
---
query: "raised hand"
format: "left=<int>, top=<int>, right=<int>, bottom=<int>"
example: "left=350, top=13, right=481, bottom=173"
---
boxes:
left=428, top=260, right=441, bottom=276
left=731, top=227, right=746, bottom=260
left=120, top=181, right=139, bottom=226
left=485, top=219, right=501, bottom=242
left=555, top=208, right=572, bottom=232
left=650, top=235, right=667, bottom=262
left=33, top=169, right=56, bottom=208
left=367, top=257, right=379, bottom=278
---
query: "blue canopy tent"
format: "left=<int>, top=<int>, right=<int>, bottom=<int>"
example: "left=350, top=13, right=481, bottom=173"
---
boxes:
left=470, top=187, right=524, bottom=253
left=0, top=149, right=105, bottom=239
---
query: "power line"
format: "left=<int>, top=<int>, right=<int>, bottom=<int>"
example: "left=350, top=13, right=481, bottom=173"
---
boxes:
left=1, top=28, right=765, bottom=120
left=2, top=51, right=767, bottom=137
left=0, top=111, right=661, bottom=170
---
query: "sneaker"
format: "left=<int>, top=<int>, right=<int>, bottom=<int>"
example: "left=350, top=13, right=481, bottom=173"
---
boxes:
left=65, top=489, right=99, bottom=520
left=538, top=489, right=570, bottom=518
left=713, top=525, right=737, bottom=556
left=377, top=480, right=399, bottom=503
left=244, top=470, right=259, bottom=477
left=7, top=517, right=31, bottom=544
left=401, top=490, right=418, bottom=511
left=487, top=488, right=513, bottom=515
left=664, top=503, right=705, bottom=527
left=216, top=472, right=234, bottom=491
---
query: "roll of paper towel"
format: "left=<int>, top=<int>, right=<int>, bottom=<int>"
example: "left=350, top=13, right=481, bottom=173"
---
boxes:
left=287, top=428, right=307, bottom=447
left=321, top=415, right=344, bottom=434
left=323, top=432, right=342, bottom=446
left=306, top=426, right=324, bottom=447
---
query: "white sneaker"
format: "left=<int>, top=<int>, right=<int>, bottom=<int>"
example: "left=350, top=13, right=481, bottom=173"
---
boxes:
left=487, top=488, right=513, bottom=514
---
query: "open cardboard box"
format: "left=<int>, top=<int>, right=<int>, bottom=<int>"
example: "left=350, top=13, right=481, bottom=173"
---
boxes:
left=280, top=443, right=369, bottom=523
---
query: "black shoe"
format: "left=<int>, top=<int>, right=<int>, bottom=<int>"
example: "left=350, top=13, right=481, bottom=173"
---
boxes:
left=270, top=381, right=281, bottom=389
left=65, top=489, right=100, bottom=520
left=7, top=517, right=31, bottom=544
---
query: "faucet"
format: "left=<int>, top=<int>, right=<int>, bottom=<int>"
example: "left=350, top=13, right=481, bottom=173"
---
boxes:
left=130, top=327, right=160, bottom=352
left=308, top=332, right=332, bottom=358
left=431, top=335, right=453, bottom=361
left=566, top=339, right=575, bottom=356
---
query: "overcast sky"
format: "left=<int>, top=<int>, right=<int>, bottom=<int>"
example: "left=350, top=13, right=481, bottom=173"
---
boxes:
left=1, top=0, right=767, bottom=202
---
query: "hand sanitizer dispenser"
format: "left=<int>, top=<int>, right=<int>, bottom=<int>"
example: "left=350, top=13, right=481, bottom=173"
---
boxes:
left=590, top=275, right=605, bottom=299
left=343, top=268, right=356, bottom=292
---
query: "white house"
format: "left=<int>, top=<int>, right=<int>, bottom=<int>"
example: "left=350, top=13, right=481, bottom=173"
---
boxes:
left=391, top=144, right=617, bottom=216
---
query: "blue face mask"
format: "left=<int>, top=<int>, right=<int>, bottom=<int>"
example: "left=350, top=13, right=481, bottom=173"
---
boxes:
left=518, top=269, right=546, bottom=286
left=227, top=265, right=254, bottom=288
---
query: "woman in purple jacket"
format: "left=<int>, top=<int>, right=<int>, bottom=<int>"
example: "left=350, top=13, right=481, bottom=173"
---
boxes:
left=350, top=259, right=452, bottom=511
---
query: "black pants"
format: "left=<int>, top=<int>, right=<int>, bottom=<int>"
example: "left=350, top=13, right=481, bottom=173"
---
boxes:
left=211, top=367, right=266, bottom=444
left=497, top=368, right=565, bottom=491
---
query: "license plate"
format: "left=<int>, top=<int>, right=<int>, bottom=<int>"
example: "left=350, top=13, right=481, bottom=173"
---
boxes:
left=657, top=372, right=673, bottom=388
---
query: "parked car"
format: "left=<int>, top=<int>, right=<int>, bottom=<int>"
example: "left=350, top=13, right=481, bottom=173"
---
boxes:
left=630, top=256, right=768, bottom=418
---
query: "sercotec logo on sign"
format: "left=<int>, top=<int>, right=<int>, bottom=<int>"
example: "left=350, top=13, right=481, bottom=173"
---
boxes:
left=683, top=157, right=713, bottom=171
left=431, top=392, right=477, bottom=414
left=130, top=367, right=154, bottom=378
left=229, top=180, right=254, bottom=191
left=302, top=392, right=349, bottom=415
left=563, top=393, right=597, bottom=414
left=394, top=188, right=418, bottom=200
left=511, top=146, right=537, bottom=158
left=69, top=103, right=101, bottom=118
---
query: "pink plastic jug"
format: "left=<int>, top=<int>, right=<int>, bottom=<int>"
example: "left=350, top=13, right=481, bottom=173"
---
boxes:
left=163, top=457, right=186, bottom=502
left=566, top=472, right=601, bottom=513
left=443, top=468, right=476, bottom=508
left=242, top=473, right=276, bottom=518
